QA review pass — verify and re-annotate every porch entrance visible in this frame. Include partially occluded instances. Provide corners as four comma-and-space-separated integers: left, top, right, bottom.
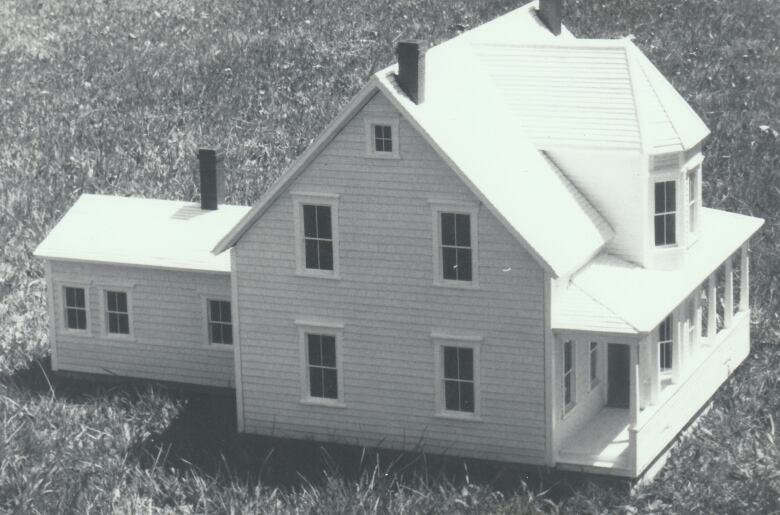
607, 344, 630, 408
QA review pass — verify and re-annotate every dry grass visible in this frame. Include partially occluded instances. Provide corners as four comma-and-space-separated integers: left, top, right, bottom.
1, 0, 779, 512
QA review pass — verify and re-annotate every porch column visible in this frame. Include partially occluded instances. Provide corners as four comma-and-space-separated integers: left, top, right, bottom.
707, 273, 717, 339
725, 256, 734, 327
692, 289, 702, 354
649, 330, 660, 405
630, 342, 639, 428
740, 243, 750, 312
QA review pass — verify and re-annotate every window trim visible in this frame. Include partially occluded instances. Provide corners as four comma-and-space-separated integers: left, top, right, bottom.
589, 341, 600, 390
297, 320, 346, 407
430, 200, 479, 289
562, 339, 576, 415
292, 192, 341, 279
61, 283, 90, 334
653, 178, 678, 248
99, 287, 134, 340
202, 296, 234, 350
364, 117, 400, 159
432, 333, 482, 420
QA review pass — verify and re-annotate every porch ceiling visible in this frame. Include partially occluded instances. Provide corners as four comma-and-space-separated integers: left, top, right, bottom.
568, 208, 763, 333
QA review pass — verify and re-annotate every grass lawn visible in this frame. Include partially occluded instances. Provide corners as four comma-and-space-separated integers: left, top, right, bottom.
1, 0, 779, 512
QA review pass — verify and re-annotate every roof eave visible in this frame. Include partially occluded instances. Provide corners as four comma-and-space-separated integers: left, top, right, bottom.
212, 78, 382, 255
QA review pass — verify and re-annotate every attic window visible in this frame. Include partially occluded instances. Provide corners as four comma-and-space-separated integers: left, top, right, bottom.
365, 118, 399, 158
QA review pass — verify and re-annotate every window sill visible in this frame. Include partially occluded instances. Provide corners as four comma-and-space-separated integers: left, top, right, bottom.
365, 151, 400, 160
433, 279, 479, 291
61, 328, 90, 336
434, 411, 482, 423
103, 333, 137, 343
206, 344, 234, 352
296, 270, 342, 281
300, 398, 346, 409
653, 244, 679, 251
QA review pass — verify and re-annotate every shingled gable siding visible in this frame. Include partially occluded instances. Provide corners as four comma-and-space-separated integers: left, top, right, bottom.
548, 150, 645, 265
49, 260, 234, 388
234, 91, 548, 464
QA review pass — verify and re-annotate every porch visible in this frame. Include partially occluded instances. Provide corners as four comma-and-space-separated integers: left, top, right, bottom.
556, 244, 752, 477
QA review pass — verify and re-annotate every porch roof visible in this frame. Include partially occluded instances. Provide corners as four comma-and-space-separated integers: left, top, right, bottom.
563, 208, 763, 333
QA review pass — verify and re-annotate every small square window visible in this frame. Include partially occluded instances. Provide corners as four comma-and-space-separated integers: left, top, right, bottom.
365, 118, 399, 158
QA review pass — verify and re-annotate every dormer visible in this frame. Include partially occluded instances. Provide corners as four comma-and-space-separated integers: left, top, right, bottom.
646, 144, 704, 269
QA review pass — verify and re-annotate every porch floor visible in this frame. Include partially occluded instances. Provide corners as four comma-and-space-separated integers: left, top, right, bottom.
558, 407, 631, 474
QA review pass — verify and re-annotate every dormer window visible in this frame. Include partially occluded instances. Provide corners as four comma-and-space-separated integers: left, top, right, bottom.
365, 118, 399, 158
654, 180, 677, 246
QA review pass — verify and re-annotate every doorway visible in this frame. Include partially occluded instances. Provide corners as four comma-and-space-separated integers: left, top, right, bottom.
607, 343, 630, 408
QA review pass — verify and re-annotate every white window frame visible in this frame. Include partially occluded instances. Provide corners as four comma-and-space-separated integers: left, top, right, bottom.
658, 315, 674, 376
296, 319, 345, 407
430, 201, 479, 289
562, 339, 576, 415
202, 296, 234, 349
99, 287, 134, 340
292, 192, 341, 279
61, 283, 90, 334
432, 333, 482, 420
589, 341, 600, 390
364, 117, 400, 159
653, 177, 679, 248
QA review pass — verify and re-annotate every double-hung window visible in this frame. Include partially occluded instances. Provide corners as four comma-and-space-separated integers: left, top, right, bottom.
207, 299, 233, 345
563, 340, 575, 412
105, 290, 130, 336
303, 204, 334, 271
305, 333, 339, 401
659, 315, 673, 373
293, 193, 340, 278
442, 346, 476, 413
64, 286, 87, 330
589, 341, 599, 389
441, 212, 472, 282
654, 180, 677, 246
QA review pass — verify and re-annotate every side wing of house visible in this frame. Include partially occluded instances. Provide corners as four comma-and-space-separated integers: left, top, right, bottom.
45, 260, 234, 388
232, 90, 550, 464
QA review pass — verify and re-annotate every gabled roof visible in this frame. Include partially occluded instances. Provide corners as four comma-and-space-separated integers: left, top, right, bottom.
554, 208, 764, 334
35, 194, 250, 273
214, 3, 615, 277
473, 39, 710, 153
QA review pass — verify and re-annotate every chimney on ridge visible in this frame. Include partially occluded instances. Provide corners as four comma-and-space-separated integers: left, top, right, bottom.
395, 40, 428, 105
537, 0, 563, 36
198, 147, 224, 210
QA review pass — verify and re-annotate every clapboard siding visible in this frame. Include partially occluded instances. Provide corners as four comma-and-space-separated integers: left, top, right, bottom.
548, 150, 645, 265
49, 260, 234, 388
234, 91, 548, 464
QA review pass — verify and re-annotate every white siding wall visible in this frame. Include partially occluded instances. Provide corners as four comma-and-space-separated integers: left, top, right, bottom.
548, 150, 645, 265
234, 92, 548, 464
50, 260, 234, 388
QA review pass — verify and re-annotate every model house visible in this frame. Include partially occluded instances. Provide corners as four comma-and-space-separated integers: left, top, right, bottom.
34, 0, 764, 479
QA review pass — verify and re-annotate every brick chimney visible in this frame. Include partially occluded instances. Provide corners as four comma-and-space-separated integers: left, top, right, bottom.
395, 40, 427, 105
537, 0, 563, 36
197, 147, 224, 210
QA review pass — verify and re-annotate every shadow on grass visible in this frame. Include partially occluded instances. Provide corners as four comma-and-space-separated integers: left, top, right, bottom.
5, 358, 631, 500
